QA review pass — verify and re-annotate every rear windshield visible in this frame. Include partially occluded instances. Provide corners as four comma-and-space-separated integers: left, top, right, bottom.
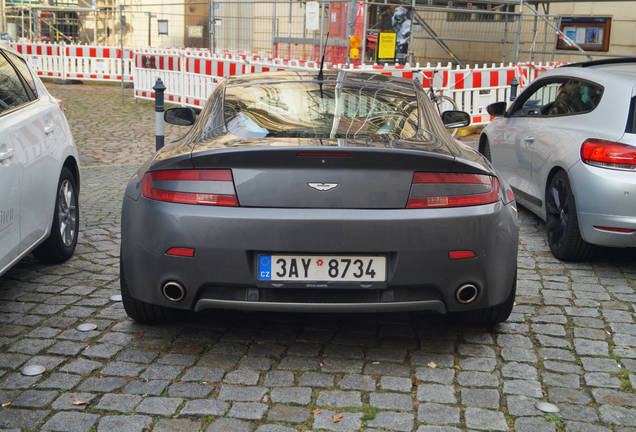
223, 81, 419, 140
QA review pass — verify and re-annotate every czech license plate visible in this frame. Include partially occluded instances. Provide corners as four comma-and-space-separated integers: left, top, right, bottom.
258, 255, 386, 282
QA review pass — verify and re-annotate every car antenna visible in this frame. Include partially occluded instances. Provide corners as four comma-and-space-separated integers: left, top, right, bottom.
317, 31, 330, 82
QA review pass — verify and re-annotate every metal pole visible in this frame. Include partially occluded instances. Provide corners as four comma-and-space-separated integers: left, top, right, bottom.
318, 1, 324, 61
502, 11, 509, 63
212, 0, 216, 52
153, 78, 166, 151
512, 0, 524, 64
541, 3, 549, 63
208, 0, 212, 51
271, 0, 276, 55
94, 9, 97, 44
408, 0, 415, 65
120, 4, 124, 105
147, 12, 151, 47
287, 0, 292, 58
530, 1, 538, 62
1, 0, 6, 34
21, 0, 24, 39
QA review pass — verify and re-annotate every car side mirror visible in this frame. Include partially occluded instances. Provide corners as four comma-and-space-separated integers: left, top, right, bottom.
486, 102, 507, 117
441, 110, 471, 128
165, 107, 196, 126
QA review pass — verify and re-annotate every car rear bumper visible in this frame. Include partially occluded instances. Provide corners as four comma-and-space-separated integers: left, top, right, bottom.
121, 195, 518, 314
570, 162, 636, 247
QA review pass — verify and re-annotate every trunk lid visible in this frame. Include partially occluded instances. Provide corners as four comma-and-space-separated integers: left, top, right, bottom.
189, 136, 492, 209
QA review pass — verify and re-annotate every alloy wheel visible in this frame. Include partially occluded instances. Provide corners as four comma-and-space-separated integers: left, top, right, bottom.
57, 179, 77, 247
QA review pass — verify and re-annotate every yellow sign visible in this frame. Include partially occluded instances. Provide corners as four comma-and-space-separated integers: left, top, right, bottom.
188, 25, 203, 38
377, 32, 396, 61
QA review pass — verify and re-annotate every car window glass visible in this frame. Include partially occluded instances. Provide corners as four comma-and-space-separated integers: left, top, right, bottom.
515, 78, 603, 117
0, 53, 31, 113
4, 51, 37, 98
222, 81, 419, 140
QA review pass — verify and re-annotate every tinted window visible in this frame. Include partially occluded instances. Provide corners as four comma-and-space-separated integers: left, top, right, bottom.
223, 81, 419, 140
627, 96, 636, 134
0, 53, 31, 114
515, 78, 603, 117
4, 51, 36, 98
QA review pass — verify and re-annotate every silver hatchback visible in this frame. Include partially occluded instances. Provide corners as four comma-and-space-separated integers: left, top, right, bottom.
481, 58, 636, 261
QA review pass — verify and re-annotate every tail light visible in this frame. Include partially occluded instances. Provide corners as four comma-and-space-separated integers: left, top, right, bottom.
581, 139, 636, 170
406, 172, 500, 208
141, 169, 238, 206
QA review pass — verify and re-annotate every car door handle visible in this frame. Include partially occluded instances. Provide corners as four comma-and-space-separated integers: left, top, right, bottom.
0, 147, 14, 161
524, 136, 535, 143
44, 125, 55, 135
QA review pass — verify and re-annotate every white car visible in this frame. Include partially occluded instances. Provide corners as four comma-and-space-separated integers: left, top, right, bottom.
0, 47, 80, 276
480, 58, 636, 261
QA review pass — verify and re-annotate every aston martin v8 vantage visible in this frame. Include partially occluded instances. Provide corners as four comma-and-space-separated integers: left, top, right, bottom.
120, 71, 518, 325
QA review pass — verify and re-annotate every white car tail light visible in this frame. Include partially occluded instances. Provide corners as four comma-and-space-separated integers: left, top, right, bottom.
581, 139, 636, 170
141, 169, 239, 206
406, 172, 500, 208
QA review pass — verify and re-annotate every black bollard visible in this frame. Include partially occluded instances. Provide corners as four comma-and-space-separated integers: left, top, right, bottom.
510, 77, 519, 102
153, 78, 166, 151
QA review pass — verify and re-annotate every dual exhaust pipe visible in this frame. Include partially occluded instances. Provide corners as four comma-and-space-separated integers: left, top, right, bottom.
163, 280, 479, 305
162, 281, 185, 302
455, 283, 479, 304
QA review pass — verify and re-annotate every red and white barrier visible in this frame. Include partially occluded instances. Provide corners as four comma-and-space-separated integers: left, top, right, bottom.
10, 41, 561, 125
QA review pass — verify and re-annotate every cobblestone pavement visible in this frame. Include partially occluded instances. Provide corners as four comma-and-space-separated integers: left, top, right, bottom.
0, 83, 635, 431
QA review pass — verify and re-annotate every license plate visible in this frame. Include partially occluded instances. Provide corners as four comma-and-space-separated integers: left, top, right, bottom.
258, 255, 386, 282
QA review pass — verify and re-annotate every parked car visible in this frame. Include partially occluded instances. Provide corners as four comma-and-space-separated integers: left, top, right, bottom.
120, 71, 518, 325
0, 47, 80, 276
480, 58, 636, 261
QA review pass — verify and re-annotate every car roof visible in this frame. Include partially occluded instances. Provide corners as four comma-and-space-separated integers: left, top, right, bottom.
225, 70, 416, 92
546, 60, 636, 88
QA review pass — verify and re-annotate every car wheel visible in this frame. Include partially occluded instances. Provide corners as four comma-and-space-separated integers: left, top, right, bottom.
120, 255, 183, 324
33, 167, 79, 263
479, 136, 492, 162
545, 170, 594, 261
454, 274, 516, 327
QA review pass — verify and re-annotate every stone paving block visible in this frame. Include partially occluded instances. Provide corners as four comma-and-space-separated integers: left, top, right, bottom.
77, 376, 126, 393
263, 370, 294, 387
97, 415, 153, 432
367, 411, 414, 432
167, 382, 214, 398
417, 402, 460, 424
416, 384, 456, 403
95, 393, 142, 412
267, 404, 310, 423
255, 425, 295, 432
181, 366, 225, 382
379, 376, 412, 392
0, 408, 48, 429
229, 402, 268, 420
135, 396, 182, 416
205, 418, 253, 432
270, 387, 312, 405
100, 361, 146, 377
465, 407, 509, 431
225, 369, 260, 385
461, 388, 500, 409
299, 371, 334, 387
180, 399, 228, 416
51, 392, 97, 411
123, 379, 169, 395
153, 418, 203, 432
12, 389, 58, 408
503, 379, 543, 398
338, 374, 376, 391
415, 367, 455, 384
317, 390, 362, 408
369, 392, 412, 410
313, 409, 362, 432
139, 364, 184, 381
42, 411, 99, 432
218, 384, 267, 402
515, 417, 557, 432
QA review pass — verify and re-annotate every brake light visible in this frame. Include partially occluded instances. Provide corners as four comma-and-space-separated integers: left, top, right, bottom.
142, 169, 238, 206
581, 139, 636, 170
406, 172, 500, 208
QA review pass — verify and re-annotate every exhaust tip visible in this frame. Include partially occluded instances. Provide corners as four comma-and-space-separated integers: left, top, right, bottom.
456, 283, 479, 304
162, 281, 185, 302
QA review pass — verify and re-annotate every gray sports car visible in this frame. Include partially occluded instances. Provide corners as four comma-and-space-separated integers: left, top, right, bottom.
120, 71, 519, 325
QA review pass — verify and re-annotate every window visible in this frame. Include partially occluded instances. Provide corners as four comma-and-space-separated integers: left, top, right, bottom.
513, 78, 603, 117
4, 51, 36, 99
0, 52, 32, 114
222, 81, 419, 140
432, 1, 515, 22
